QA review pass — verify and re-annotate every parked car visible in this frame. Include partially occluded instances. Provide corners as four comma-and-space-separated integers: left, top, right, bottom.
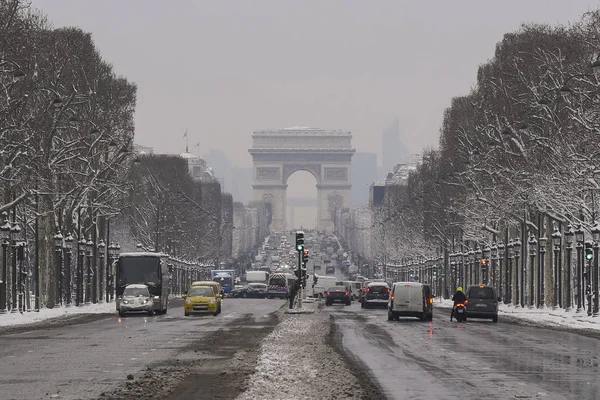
361, 282, 390, 308
325, 286, 351, 306
387, 282, 432, 321
465, 284, 499, 322
231, 283, 268, 298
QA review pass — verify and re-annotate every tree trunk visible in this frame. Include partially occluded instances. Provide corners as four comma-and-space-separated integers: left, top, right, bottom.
39, 194, 55, 309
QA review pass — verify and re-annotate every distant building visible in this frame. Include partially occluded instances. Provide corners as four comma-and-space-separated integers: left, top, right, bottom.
381, 118, 411, 176
203, 149, 232, 193
230, 166, 253, 204
134, 144, 154, 154
351, 152, 378, 206
180, 152, 217, 182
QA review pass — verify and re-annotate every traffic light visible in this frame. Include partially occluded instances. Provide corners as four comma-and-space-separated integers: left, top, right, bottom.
302, 250, 309, 265
586, 285, 592, 296
296, 231, 305, 252
585, 242, 594, 262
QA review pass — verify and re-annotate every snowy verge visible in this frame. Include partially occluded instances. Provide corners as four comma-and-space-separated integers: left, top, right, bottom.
0, 301, 115, 328
435, 296, 600, 333
236, 303, 371, 400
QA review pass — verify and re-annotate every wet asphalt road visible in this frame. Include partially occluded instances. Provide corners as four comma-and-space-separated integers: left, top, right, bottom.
329, 301, 600, 400
0, 297, 284, 400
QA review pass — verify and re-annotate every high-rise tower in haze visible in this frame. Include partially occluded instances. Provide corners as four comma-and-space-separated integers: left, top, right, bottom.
381, 117, 410, 175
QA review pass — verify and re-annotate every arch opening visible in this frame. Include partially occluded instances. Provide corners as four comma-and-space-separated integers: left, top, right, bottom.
285, 170, 318, 230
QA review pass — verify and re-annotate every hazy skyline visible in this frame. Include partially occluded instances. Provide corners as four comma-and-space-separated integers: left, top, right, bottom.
31, 0, 597, 168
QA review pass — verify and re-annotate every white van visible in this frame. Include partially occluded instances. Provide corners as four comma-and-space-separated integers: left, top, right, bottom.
388, 282, 433, 321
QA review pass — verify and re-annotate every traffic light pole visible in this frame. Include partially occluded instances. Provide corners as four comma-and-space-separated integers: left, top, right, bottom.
297, 249, 302, 309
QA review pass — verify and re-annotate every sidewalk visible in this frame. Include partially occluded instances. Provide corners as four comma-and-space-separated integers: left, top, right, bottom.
0, 301, 115, 328
435, 297, 600, 333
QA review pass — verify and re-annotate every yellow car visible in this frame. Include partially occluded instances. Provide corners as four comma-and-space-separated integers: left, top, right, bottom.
188, 281, 223, 314
183, 286, 219, 316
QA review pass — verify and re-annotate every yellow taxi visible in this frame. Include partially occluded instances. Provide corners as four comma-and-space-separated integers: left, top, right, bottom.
183, 286, 219, 316
188, 281, 223, 314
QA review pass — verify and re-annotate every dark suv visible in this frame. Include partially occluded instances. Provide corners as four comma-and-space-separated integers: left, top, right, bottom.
422, 284, 433, 318
361, 282, 389, 308
465, 285, 499, 322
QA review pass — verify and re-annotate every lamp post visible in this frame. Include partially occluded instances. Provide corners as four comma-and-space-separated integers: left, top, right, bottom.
497, 242, 505, 302
468, 250, 475, 286
10, 220, 22, 313
85, 237, 93, 304
54, 231, 63, 306
77, 237, 86, 306
513, 238, 522, 308
64, 233, 73, 306
575, 225, 584, 312
98, 240, 106, 303
507, 239, 514, 305
490, 244, 498, 288
564, 226, 574, 311
107, 242, 116, 302
552, 227, 562, 310
528, 234, 537, 308
592, 223, 600, 316
0, 212, 10, 313
538, 236, 547, 308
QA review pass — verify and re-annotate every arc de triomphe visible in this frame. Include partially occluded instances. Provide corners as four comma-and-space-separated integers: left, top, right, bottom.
249, 127, 355, 233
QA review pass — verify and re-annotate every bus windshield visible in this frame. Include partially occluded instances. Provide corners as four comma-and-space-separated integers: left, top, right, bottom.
118, 257, 160, 286
214, 275, 232, 287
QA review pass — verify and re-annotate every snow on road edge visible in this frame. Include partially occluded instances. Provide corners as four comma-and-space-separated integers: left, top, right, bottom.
237, 304, 372, 400
0, 301, 115, 327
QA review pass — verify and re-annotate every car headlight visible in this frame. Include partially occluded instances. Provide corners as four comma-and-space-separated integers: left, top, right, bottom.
153, 296, 160, 300
122, 300, 129, 304
209, 299, 216, 304
185, 299, 192, 304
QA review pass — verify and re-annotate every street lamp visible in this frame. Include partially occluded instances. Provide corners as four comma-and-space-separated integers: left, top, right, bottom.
575, 224, 584, 312
592, 222, 600, 316
538, 236, 547, 308
54, 231, 63, 306
507, 239, 514, 305
77, 237, 87, 306
528, 233, 537, 308
10, 221, 22, 313
98, 239, 106, 303
564, 225, 574, 311
513, 238, 522, 308
551, 227, 562, 310
0, 212, 10, 313
85, 237, 93, 304
64, 233, 74, 306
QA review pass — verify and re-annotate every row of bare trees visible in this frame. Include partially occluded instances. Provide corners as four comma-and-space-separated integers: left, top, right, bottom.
0, 1, 253, 311
341, 11, 600, 306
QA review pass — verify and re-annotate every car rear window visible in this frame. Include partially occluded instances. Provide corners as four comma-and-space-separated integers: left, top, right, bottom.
369, 285, 388, 293
328, 286, 347, 291
468, 287, 495, 299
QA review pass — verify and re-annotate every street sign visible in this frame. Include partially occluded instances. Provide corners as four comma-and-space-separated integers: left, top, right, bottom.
413, 276, 419, 281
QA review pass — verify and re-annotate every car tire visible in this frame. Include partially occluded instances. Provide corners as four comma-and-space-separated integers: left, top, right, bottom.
388, 311, 393, 321
419, 313, 426, 321
213, 312, 218, 316
242, 292, 247, 298
345, 301, 351, 306
492, 316, 498, 323
147, 311, 154, 316
184, 312, 190, 317
361, 301, 366, 308
325, 301, 332, 306
118, 311, 125, 317
218, 304, 222, 314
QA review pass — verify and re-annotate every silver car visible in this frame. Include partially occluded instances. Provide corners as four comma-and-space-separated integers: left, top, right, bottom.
118, 284, 153, 317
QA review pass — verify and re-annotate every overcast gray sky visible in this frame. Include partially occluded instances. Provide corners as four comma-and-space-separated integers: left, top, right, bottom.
32, 0, 598, 168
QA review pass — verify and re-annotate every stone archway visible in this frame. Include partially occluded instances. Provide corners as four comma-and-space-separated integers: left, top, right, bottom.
249, 127, 355, 233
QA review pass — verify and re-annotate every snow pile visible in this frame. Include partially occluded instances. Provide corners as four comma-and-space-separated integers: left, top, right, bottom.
0, 301, 115, 327
237, 304, 369, 400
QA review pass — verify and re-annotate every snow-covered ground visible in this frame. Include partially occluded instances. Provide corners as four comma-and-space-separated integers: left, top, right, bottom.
435, 296, 600, 332
0, 301, 115, 327
237, 303, 373, 400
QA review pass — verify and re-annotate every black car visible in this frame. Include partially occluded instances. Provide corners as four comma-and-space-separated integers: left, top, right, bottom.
325, 266, 335, 275
231, 283, 268, 298
465, 284, 499, 322
361, 282, 389, 308
325, 286, 351, 306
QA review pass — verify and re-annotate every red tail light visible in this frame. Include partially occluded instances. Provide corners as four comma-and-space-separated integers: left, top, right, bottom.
345, 292, 349, 296
367, 288, 371, 292
493, 301, 498, 307
387, 288, 390, 293
326, 292, 331, 296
